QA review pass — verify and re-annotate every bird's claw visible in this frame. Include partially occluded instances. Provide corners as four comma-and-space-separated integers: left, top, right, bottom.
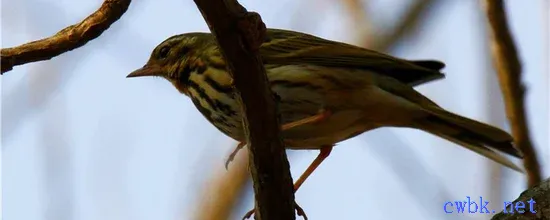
225, 142, 247, 170
242, 201, 307, 220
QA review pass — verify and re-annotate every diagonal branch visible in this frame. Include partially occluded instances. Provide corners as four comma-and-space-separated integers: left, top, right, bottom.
192, 0, 296, 220
483, 0, 542, 187
1, 0, 131, 74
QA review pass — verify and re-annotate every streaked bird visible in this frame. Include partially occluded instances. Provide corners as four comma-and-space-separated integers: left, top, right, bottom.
127, 28, 523, 217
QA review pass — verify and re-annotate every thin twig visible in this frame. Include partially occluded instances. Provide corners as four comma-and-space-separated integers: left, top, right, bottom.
0, 0, 131, 74
192, 0, 296, 220
483, 0, 542, 187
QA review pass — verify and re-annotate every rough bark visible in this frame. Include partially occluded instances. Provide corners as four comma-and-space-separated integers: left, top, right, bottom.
192, 0, 297, 219
1, 0, 131, 74
492, 178, 550, 220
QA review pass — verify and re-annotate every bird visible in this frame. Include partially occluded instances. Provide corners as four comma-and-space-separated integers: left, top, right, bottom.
127, 28, 523, 217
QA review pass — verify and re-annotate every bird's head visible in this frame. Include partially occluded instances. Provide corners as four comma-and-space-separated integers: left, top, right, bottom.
127, 33, 218, 94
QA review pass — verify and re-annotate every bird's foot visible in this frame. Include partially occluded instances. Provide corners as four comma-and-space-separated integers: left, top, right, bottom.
225, 142, 247, 170
242, 201, 308, 220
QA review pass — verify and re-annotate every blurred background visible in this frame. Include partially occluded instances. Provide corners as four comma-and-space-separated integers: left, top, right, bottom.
1, 0, 549, 219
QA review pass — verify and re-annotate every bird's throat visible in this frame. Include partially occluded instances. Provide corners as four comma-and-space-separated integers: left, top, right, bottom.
171, 81, 190, 95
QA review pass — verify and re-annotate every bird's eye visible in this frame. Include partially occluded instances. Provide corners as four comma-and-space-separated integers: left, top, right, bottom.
158, 46, 170, 59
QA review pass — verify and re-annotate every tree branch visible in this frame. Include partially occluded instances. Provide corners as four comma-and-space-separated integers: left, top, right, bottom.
483, 0, 542, 187
491, 178, 550, 220
192, 1, 296, 220
0, 0, 131, 74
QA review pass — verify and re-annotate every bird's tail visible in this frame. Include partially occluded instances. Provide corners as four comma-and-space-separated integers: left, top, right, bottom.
414, 107, 523, 172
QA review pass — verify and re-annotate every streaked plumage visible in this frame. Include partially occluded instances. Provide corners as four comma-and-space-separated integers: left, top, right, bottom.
128, 28, 523, 173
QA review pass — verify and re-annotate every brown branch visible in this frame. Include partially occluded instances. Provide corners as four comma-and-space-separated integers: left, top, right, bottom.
483, 0, 542, 187
491, 177, 550, 220
0, 0, 131, 74
192, 1, 296, 220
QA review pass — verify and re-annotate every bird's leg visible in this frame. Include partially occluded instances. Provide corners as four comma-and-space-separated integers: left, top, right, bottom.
242, 146, 333, 220
225, 110, 332, 169
293, 145, 333, 192
281, 109, 332, 131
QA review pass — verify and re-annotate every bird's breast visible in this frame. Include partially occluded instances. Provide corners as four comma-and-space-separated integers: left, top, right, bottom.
186, 68, 244, 140
185, 64, 377, 146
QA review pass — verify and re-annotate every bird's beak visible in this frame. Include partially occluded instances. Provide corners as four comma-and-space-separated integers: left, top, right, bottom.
127, 64, 163, 78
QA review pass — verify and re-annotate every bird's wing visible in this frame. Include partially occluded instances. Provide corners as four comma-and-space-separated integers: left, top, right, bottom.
260, 29, 445, 87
